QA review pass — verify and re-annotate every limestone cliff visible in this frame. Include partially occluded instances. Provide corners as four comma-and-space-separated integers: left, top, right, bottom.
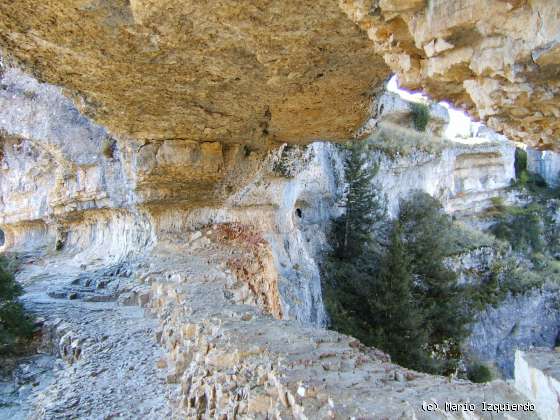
1, 3, 559, 416
515, 348, 560, 420
527, 147, 560, 188
342, 0, 560, 149
2, 1, 559, 152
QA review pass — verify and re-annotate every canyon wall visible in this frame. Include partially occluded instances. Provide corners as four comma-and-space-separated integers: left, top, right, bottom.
1, 2, 560, 416
527, 147, 560, 188
342, 0, 560, 150
0, 61, 521, 327
372, 131, 516, 217
515, 348, 560, 420
467, 287, 560, 378
1, 62, 552, 417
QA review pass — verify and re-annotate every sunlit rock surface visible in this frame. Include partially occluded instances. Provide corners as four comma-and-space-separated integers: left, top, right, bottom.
372, 131, 516, 218
515, 348, 560, 420
374, 91, 450, 136
527, 147, 560, 187
2, 1, 559, 150
342, 0, 560, 150
1, 4, 558, 415
0, 1, 387, 144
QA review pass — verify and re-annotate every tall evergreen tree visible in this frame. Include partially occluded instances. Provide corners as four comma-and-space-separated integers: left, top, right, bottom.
332, 141, 386, 260
323, 152, 471, 375
323, 141, 387, 342
367, 221, 430, 370
398, 192, 471, 371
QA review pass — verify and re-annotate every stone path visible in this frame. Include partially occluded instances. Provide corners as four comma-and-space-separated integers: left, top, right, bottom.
1, 256, 172, 419
1, 229, 544, 419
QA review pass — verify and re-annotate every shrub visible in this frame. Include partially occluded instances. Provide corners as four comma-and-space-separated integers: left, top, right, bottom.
490, 203, 544, 253
0, 256, 34, 355
409, 102, 430, 132
367, 122, 448, 158
467, 363, 493, 383
514, 147, 527, 178
101, 137, 116, 159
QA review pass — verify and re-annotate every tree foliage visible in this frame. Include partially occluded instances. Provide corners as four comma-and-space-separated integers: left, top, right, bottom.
331, 141, 387, 260
0, 256, 34, 354
409, 102, 430, 132
322, 145, 471, 375
491, 203, 544, 253
367, 222, 430, 370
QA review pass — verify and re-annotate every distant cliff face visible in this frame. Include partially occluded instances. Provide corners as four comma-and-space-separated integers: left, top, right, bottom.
527, 148, 560, 188
371, 131, 516, 218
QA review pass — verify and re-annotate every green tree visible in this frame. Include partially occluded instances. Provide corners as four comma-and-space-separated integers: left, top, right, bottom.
514, 147, 527, 179
323, 141, 387, 343
398, 192, 471, 372
332, 141, 386, 260
367, 222, 430, 370
323, 158, 471, 375
491, 203, 544, 253
0, 256, 34, 354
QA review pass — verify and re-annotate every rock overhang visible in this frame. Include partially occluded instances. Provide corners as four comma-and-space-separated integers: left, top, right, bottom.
3, 1, 559, 151
0, 0, 388, 145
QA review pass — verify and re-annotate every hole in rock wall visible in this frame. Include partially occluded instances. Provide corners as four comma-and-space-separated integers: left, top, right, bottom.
295, 208, 303, 219
0, 229, 4, 247
55, 228, 68, 251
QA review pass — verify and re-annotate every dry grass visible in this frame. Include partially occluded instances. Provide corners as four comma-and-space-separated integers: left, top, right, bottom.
367, 122, 451, 158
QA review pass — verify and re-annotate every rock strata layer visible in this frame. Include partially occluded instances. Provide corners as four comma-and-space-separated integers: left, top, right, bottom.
341, 0, 560, 149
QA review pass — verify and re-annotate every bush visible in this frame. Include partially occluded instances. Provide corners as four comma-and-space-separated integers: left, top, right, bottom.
467, 363, 493, 383
514, 147, 527, 178
367, 122, 448, 158
0, 256, 34, 355
490, 203, 544, 253
101, 137, 116, 159
409, 102, 430, 132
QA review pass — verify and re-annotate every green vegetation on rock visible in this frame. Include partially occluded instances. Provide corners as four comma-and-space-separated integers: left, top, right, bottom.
409, 102, 430, 132
467, 362, 493, 383
0, 255, 34, 355
367, 122, 449, 158
322, 144, 472, 375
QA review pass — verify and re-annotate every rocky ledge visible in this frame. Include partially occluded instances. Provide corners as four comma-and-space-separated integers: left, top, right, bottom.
3, 229, 538, 419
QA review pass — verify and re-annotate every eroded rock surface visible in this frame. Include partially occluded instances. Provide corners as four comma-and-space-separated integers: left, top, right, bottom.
466, 287, 560, 378
2, 259, 171, 420
515, 348, 560, 420
527, 147, 560, 187
2, 1, 559, 150
6, 229, 538, 419
342, 0, 560, 149
0, 1, 386, 144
